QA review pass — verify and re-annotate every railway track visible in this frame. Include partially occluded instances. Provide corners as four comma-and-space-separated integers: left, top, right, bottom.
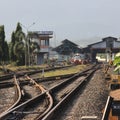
0, 65, 73, 82
0, 75, 21, 116
0, 74, 53, 120
17, 75, 42, 103
42, 65, 99, 120
0, 73, 75, 89
0, 64, 98, 120
0, 74, 43, 114
0, 64, 89, 90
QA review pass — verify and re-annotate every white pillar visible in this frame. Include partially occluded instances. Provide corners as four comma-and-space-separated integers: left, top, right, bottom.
112, 53, 115, 60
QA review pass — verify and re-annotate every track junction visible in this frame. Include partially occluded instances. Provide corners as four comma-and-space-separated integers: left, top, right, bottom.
0, 64, 109, 120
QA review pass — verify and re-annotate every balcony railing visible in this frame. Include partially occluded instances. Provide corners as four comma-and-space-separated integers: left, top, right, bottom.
40, 45, 49, 53
40, 45, 49, 48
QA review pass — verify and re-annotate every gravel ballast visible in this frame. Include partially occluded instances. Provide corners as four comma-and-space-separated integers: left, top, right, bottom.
53, 67, 109, 120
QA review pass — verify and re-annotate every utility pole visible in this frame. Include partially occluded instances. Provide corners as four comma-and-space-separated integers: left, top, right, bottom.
20, 23, 35, 66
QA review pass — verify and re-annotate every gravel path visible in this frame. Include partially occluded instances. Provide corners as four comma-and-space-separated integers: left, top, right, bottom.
53, 67, 109, 120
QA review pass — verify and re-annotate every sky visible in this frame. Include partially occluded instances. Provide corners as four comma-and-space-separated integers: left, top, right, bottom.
1, 0, 120, 47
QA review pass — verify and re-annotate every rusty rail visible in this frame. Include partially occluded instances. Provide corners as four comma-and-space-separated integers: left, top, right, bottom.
42, 66, 97, 120
0, 75, 53, 120
0, 75, 22, 118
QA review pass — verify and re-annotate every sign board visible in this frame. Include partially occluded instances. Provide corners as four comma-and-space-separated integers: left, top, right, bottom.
37, 31, 53, 35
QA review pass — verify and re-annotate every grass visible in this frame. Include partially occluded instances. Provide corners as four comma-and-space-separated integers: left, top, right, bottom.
42, 65, 87, 77
5, 64, 48, 71
0, 64, 88, 77
0, 71, 4, 75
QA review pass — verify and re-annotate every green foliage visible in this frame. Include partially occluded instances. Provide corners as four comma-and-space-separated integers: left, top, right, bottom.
11, 32, 16, 44
113, 56, 120, 66
0, 25, 9, 63
0, 25, 5, 44
13, 41, 25, 65
9, 32, 17, 61
10, 22, 25, 65
30, 41, 40, 53
4, 41, 9, 61
15, 23, 25, 42
14, 41, 24, 56
0, 25, 5, 61
113, 53, 120, 73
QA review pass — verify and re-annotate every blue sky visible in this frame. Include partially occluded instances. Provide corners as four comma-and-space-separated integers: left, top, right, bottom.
1, 0, 120, 47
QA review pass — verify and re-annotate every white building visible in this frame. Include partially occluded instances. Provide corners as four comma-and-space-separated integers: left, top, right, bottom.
29, 31, 53, 65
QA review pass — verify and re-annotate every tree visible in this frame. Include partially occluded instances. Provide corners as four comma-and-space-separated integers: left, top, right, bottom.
0, 25, 9, 63
4, 41, 9, 62
10, 22, 25, 65
30, 41, 40, 53
9, 32, 17, 61
28, 32, 40, 65
0, 25, 5, 62
14, 41, 25, 65
15, 23, 25, 42
28, 41, 40, 65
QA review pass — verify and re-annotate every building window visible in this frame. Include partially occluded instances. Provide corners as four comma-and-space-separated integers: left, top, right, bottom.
41, 40, 49, 46
41, 40, 45, 46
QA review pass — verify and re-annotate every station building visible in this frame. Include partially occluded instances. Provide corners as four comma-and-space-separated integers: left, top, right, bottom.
83, 36, 120, 62
53, 36, 120, 63
53, 39, 82, 61
28, 31, 53, 65
28, 34, 120, 64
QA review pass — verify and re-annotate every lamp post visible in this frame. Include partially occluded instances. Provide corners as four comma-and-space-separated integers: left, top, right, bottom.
20, 23, 35, 66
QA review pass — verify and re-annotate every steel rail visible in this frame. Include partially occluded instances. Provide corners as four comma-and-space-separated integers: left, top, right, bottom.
0, 75, 22, 117
0, 65, 89, 88
0, 65, 73, 81
48, 65, 96, 92
42, 66, 98, 120
26, 75, 54, 119
0, 73, 76, 88
0, 75, 53, 120
0, 65, 97, 120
